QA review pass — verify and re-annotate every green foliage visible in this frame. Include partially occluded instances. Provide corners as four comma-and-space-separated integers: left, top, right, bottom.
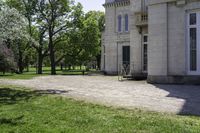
2, 0, 105, 74
65, 10, 105, 67
85, 11, 105, 32
81, 15, 100, 57
1, 1, 38, 73
34, 0, 75, 74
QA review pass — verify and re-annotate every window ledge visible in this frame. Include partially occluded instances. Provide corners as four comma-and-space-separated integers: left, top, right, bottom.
116, 31, 130, 35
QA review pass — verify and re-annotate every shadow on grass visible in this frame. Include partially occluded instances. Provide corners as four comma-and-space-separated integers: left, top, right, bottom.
0, 75, 13, 77
0, 115, 24, 126
0, 87, 71, 126
61, 73, 87, 76
0, 88, 71, 105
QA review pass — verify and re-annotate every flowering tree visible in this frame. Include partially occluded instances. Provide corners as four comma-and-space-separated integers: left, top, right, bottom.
0, 2, 28, 42
0, 2, 29, 73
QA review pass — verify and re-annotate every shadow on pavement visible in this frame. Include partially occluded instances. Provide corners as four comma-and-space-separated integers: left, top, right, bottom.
154, 84, 200, 116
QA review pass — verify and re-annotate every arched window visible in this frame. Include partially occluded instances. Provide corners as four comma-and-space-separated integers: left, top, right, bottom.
118, 15, 122, 32
125, 14, 129, 32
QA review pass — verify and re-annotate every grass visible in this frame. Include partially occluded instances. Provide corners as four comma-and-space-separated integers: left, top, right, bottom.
0, 67, 89, 80
0, 85, 200, 133
0, 72, 48, 80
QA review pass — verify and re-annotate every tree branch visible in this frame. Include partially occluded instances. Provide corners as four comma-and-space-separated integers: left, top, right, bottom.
53, 25, 68, 36
55, 54, 65, 65
37, 1, 49, 24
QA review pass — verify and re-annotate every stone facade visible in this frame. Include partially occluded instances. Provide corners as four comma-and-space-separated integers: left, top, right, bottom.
101, 0, 200, 84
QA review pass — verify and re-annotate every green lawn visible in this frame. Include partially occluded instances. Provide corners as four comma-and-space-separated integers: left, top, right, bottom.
0, 85, 200, 133
0, 67, 89, 80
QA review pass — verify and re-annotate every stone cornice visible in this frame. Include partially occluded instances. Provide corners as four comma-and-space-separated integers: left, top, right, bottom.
148, 0, 176, 6
148, 0, 187, 6
148, 0, 200, 6
103, 0, 130, 8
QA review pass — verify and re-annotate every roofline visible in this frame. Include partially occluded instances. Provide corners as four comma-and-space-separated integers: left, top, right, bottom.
103, 0, 130, 8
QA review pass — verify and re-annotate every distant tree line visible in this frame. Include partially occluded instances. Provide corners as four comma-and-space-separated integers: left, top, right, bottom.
0, 0, 105, 75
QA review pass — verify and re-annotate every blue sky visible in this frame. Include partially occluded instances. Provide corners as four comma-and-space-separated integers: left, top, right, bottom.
75, 0, 105, 12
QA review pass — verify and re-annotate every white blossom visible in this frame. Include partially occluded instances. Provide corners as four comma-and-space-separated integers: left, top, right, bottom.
0, 2, 29, 42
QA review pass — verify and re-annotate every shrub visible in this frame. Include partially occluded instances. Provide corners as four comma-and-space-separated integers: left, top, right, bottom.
0, 43, 16, 74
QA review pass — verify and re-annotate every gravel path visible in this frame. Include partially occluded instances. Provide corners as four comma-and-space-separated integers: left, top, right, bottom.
0, 75, 200, 115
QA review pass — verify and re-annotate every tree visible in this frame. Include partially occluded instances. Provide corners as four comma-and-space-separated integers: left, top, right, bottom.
0, 2, 28, 41
30, 25, 49, 74
65, 9, 104, 69
18, 0, 46, 74
64, 2, 84, 68
0, 1, 29, 73
84, 11, 105, 69
2, 0, 105, 74
80, 15, 100, 64
6, 0, 37, 40
6, 0, 46, 74
36, 0, 74, 75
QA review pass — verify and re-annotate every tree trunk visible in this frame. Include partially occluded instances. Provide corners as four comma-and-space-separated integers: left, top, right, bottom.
37, 50, 43, 74
68, 65, 71, 70
49, 34, 56, 75
50, 54, 56, 75
25, 56, 29, 72
60, 63, 63, 71
26, 65, 29, 72
18, 49, 24, 74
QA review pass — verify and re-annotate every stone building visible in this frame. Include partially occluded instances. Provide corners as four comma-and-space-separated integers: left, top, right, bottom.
101, 0, 200, 84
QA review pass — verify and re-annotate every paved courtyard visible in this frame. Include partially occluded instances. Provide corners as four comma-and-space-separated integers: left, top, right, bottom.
0, 75, 200, 115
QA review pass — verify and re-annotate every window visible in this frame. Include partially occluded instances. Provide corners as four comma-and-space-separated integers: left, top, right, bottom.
142, 0, 148, 12
190, 13, 196, 25
125, 14, 129, 32
143, 35, 148, 72
143, 35, 148, 43
118, 15, 122, 32
143, 44, 148, 71
190, 28, 197, 71
188, 13, 197, 71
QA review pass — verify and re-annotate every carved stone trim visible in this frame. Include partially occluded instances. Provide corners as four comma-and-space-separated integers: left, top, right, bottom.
176, 0, 186, 6
103, 0, 130, 8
